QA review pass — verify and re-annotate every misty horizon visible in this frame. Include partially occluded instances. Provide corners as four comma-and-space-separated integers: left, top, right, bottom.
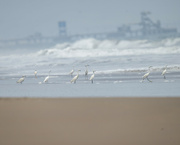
0, 0, 180, 40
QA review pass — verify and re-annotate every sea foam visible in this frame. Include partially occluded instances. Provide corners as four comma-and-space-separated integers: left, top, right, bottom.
36, 38, 180, 58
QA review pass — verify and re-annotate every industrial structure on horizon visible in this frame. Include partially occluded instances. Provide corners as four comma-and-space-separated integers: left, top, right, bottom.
0, 12, 179, 49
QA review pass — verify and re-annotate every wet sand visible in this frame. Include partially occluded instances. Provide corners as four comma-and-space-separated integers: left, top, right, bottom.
0, 97, 180, 145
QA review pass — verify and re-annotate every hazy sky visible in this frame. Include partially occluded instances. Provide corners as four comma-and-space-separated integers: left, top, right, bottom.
0, 0, 180, 39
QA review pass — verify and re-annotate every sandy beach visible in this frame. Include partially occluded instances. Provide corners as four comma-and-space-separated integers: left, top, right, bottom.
0, 97, 180, 145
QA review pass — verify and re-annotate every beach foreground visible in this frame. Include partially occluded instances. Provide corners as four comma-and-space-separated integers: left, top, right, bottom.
0, 98, 180, 145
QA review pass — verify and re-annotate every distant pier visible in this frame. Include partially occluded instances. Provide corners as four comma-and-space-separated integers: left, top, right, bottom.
0, 12, 179, 49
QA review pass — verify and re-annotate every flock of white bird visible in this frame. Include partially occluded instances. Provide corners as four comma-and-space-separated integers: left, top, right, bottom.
16, 65, 96, 84
16, 65, 168, 84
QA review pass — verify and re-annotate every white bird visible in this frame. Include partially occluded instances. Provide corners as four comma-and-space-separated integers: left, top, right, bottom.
89, 71, 95, 83
161, 65, 167, 79
69, 66, 74, 77
34, 70, 37, 78
71, 70, 81, 84
85, 65, 89, 79
142, 66, 152, 82
17, 76, 26, 84
43, 70, 51, 83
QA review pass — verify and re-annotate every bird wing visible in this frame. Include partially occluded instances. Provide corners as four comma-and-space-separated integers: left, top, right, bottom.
142, 72, 149, 79
89, 74, 94, 80
161, 69, 166, 75
71, 75, 78, 83
70, 70, 74, 75
17, 78, 24, 83
44, 76, 49, 82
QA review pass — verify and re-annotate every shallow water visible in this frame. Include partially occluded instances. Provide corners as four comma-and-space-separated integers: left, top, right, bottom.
0, 71, 180, 97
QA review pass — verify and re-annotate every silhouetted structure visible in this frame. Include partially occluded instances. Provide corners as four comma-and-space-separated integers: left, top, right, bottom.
58, 21, 67, 36
0, 12, 179, 48
109, 11, 178, 39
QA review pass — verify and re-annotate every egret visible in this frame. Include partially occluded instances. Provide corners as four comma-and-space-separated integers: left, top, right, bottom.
69, 66, 74, 77
85, 65, 89, 79
71, 70, 81, 84
17, 76, 26, 84
161, 65, 167, 79
34, 70, 37, 78
89, 71, 95, 83
142, 66, 152, 82
43, 70, 51, 83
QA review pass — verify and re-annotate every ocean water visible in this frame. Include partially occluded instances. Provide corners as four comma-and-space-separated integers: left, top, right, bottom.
0, 38, 180, 97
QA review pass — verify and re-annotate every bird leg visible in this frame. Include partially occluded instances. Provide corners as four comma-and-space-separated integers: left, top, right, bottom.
164, 75, 166, 79
147, 77, 152, 82
141, 78, 145, 83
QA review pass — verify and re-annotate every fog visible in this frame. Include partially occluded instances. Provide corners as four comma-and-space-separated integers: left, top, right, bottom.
0, 0, 180, 39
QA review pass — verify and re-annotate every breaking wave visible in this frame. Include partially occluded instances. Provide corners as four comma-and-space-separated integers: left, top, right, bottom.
37, 38, 180, 58
1, 37, 180, 76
